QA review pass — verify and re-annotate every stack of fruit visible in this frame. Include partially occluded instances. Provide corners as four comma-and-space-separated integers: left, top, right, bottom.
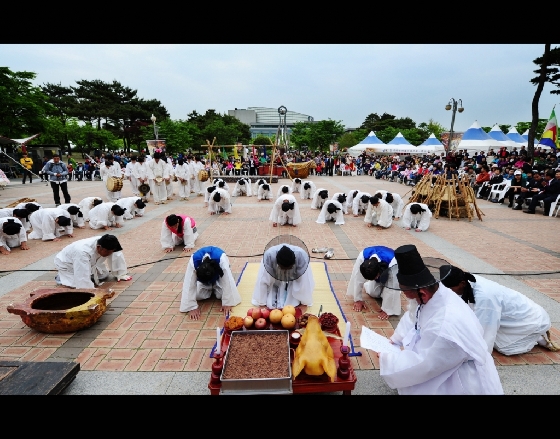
244, 306, 298, 330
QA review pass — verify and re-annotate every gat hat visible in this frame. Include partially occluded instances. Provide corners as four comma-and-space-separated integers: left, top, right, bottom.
514, 170, 522, 175
67, 206, 80, 215
276, 245, 296, 267
319, 190, 328, 199
57, 216, 71, 227
97, 234, 123, 252
2, 219, 22, 235
384, 244, 451, 290
326, 203, 339, 214
213, 192, 221, 202
25, 203, 40, 213
281, 201, 294, 212
111, 205, 126, 216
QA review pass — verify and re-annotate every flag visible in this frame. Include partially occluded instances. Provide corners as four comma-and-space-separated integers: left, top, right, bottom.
221, 147, 228, 160
262, 145, 267, 159
233, 144, 239, 159
538, 108, 557, 151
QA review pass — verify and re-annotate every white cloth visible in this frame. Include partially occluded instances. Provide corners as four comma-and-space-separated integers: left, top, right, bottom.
401, 203, 432, 231
352, 191, 371, 215
191, 161, 204, 195
88, 203, 124, 229
175, 163, 192, 198
77, 197, 103, 222
147, 159, 169, 203
291, 179, 302, 193
346, 250, 399, 316
15, 202, 41, 232
346, 190, 360, 211
58, 203, 86, 228
300, 180, 316, 200
257, 184, 273, 200
124, 162, 139, 195
100, 162, 123, 202
374, 190, 405, 218
1, 208, 29, 232
54, 236, 129, 289
0, 217, 26, 251
133, 161, 150, 181
364, 199, 393, 228
316, 199, 345, 225
166, 163, 175, 198
160, 217, 198, 250
331, 192, 349, 214
179, 250, 241, 312
116, 197, 144, 220
276, 185, 292, 199
311, 188, 329, 210
269, 194, 302, 226
251, 244, 315, 309
28, 208, 73, 241
465, 275, 551, 355
208, 188, 232, 214
232, 178, 253, 197
380, 283, 504, 395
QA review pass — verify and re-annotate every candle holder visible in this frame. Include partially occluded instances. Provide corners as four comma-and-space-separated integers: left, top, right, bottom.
210, 352, 223, 386
337, 345, 350, 380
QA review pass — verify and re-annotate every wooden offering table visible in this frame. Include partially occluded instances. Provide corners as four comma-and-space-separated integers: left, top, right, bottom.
208, 326, 357, 395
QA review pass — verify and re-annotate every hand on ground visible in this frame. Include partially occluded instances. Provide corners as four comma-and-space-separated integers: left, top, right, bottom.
220, 305, 233, 316
189, 308, 201, 320
353, 301, 367, 312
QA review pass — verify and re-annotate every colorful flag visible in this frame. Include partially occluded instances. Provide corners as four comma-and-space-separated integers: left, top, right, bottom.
233, 144, 239, 159
538, 107, 557, 151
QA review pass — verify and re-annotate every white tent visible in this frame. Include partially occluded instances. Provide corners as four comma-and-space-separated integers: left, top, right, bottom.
506, 127, 528, 147
457, 121, 502, 155
347, 131, 386, 157
418, 133, 445, 155
488, 124, 519, 151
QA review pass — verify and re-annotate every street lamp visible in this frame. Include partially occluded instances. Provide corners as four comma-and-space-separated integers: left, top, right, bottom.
150, 114, 158, 141
445, 98, 464, 153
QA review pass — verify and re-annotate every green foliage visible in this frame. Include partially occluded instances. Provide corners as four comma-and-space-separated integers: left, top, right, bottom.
531, 45, 560, 95
515, 120, 547, 140
187, 109, 251, 148
0, 67, 54, 138
358, 113, 442, 146
156, 119, 201, 154
338, 129, 368, 149
360, 112, 416, 133
290, 119, 345, 151
418, 119, 447, 139
481, 126, 492, 133
251, 136, 272, 146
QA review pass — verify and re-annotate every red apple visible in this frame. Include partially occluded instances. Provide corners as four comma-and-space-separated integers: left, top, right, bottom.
244, 316, 254, 328
255, 318, 267, 330
251, 308, 262, 320
260, 308, 271, 320
247, 308, 254, 317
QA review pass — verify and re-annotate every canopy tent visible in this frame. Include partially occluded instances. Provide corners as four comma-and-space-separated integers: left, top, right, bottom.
457, 121, 502, 155
506, 127, 528, 147
488, 124, 519, 150
387, 132, 414, 147
418, 133, 445, 155
521, 129, 551, 150
346, 131, 386, 157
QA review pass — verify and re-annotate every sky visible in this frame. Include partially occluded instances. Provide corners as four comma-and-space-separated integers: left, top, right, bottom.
2, 44, 560, 133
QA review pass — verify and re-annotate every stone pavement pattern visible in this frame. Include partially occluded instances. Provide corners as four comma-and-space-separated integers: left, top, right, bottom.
1, 172, 560, 394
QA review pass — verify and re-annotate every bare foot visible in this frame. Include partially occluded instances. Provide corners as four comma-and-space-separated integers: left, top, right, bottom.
367, 223, 373, 228
273, 223, 277, 227
377, 311, 389, 320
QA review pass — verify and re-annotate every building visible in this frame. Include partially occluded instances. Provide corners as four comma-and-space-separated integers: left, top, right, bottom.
228, 107, 315, 139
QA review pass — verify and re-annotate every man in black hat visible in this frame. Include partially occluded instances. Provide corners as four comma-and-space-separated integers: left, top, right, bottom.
88, 202, 126, 230
208, 187, 232, 215
316, 200, 344, 225
376, 244, 503, 394
28, 207, 74, 242
0, 217, 29, 254
54, 234, 131, 288
252, 243, 315, 310
310, 188, 329, 210
257, 182, 273, 201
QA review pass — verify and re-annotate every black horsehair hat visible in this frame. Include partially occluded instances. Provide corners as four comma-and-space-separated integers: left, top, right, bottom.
3, 219, 22, 235
57, 216, 71, 227
97, 234, 123, 252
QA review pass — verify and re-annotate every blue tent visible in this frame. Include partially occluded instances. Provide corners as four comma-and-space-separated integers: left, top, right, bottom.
506, 127, 527, 146
347, 131, 386, 156
488, 124, 518, 150
457, 121, 501, 154
387, 132, 414, 146
419, 133, 444, 147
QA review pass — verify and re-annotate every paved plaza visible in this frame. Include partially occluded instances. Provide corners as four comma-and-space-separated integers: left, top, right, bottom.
1, 172, 560, 395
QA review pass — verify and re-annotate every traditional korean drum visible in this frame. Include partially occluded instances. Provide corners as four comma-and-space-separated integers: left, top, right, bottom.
198, 170, 209, 182
155, 177, 164, 185
106, 177, 123, 192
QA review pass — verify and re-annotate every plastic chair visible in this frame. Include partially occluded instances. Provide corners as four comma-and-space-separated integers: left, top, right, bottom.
539, 194, 560, 217
488, 180, 511, 202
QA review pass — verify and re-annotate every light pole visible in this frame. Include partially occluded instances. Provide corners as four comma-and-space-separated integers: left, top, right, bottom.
445, 98, 464, 153
150, 114, 159, 141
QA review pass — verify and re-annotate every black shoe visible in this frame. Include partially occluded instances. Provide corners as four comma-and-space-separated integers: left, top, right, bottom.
512, 205, 522, 210
498, 198, 504, 204
507, 203, 513, 208
524, 210, 535, 214
544, 212, 550, 216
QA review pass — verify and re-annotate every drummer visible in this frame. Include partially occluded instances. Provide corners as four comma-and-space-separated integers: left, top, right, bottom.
147, 151, 169, 205
100, 154, 124, 202
192, 156, 205, 197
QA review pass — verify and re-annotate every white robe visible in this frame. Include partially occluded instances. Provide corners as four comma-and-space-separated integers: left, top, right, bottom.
0, 217, 26, 251
15, 202, 41, 232
100, 162, 123, 202
300, 180, 316, 200
124, 162, 139, 196
269, 194, 302, 226
147, 159, 169, 203
116, 197, 145, 220
253, 178, 267, 194
28, 208, 73, 241
291, 179, 302, 193
346, 250, 400, 316
251, 244, 315, 309
374, 190, 405, 218
331, 192, 349, 214
133, 161, 150, 183
465, 275, 551, 355
208, 188, 232, 214
191, 161, 204, 195
175, 163, 192, 198
316, 200, 345, 225
401, 203, 432, 231
364, 199, 393, 228
380, 283, 504, 395
166, 163, 175, 198
58, 203, 86, 228
352, 191, 372, 215
311, 188, 329, 210
1, 208, 29, 232
232, 178, 253, 197
160, 217, 198, 250
179, 249, 241, 312
54, 236, 129, 289
88, 203, 124, 229
77, 197, 103, 222
346, 190, 360, 211
257, 184, 273, 200
276, 185, 292, 199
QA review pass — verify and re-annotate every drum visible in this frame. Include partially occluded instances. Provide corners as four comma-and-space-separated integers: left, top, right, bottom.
198, 170, 209, 182
138, 183, 150, 195
106, 177, 123, 192
155, 177, 164, 185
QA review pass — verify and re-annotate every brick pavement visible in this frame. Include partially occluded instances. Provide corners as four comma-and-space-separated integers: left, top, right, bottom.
1, 172, 560, 382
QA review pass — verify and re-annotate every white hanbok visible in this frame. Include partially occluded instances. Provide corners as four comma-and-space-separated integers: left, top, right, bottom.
116, 197, 145, 220
77, 197, 103, 222
1, 207, 28, 232
133, 161, 150, 190
331, 192, 349, 214
464, 275, 552, 356
276, 185, 292, 199
88, 203, 124, 229
291, 179, 302, 193
147, 159, 169, 203
166, 163, 175, 198
28, 208, 73, 241
208, 188, 232, 214
179, 248, 241, 312
0, 217, 26, 251
191, 160, 205, 195
252, 244, 315, 309
253, 178, 267, 194
346, 190, 360, 210
232, 178, 253, 197
58, 203, 86, 228
316, 200, 345, 225
269, 194, 302, 226
15, 202, 41, 232
401, 203, 432, 232
54, 236, 129, 289
346, 248, 400, 316
160, 216, 198, 250
175, 163, 192, 199
300, 180, 316, 200
257, 184, 273, 200
374, 190, 405, 219
380, 283, 504, 395
124, 161, 139, 196
352, 191, 372, 215
311, 188, 329, 210
364, 199, 393, 228
100, 161, 124, 202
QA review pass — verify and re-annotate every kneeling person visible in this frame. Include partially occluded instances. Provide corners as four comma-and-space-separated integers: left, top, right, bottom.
161, 214, 198, 253
0, 218, 29, 254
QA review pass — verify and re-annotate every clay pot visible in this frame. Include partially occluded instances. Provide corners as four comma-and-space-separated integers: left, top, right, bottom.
6, 288, 115, 334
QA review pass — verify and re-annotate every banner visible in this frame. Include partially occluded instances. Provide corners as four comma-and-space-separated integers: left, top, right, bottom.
145, 140, 166, 155
539, 108, 557, 152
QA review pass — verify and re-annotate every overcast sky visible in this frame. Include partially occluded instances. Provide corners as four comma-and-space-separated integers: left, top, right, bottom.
3, 44, 560, 133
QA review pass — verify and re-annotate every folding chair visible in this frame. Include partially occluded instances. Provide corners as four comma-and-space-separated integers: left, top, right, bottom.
540, 194, 560, 217
488, 180, 511, 203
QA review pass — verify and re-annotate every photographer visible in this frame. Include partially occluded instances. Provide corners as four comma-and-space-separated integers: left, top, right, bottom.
43, 154, 71, 206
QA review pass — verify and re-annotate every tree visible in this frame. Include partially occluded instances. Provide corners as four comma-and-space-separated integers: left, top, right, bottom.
528, 44, 553, 158
187, 109, 251, 149
358, 112, 439, 146
515, 120, 547, 140
251, 136, 272, 146
290, 119, 345, 151
360, 112, 416, 133
0, 68, 54, 138
338, 129, 368, 149
418, 119, 446, 140
154, 119, 200, 154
